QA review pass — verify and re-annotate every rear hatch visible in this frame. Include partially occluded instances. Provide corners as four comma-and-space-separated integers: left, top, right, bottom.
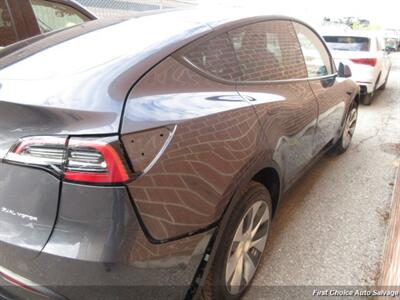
329, 50, 378, 83
323, 35, 377, 81
329, 49, 376, 63
0, 53, 125, 258
0, 100, 122, 258
0, 100, 63, 255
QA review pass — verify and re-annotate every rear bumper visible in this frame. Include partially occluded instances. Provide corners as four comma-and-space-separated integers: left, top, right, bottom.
333, 58, 377, 94
0, 182, 213, 300
354, 74, 375, 94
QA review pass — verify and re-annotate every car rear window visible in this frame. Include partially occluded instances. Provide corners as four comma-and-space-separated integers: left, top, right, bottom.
183, 33, 241, 81
323, 36, 370, 51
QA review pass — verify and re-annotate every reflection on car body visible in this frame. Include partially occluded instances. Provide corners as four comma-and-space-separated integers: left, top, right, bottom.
0, 11, 359, 300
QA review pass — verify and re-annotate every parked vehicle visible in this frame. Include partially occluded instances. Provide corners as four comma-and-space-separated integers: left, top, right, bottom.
0, 0, 96, 50
323, 31, 391, 105
384, 28, 400, 51
0, 11, 359, 300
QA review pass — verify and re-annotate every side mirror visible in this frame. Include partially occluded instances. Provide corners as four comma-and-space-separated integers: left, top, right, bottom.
338, 62, 352, 78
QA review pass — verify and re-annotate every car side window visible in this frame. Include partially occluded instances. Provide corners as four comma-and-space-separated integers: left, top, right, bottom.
293, 22, 333, 78
182, 33, 241, 81
228, 20, 307, 81
31, 0, 89, 33
0, 0, 17, 47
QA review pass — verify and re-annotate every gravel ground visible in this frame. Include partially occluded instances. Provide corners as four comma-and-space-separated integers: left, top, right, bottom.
245, 53, 400, 299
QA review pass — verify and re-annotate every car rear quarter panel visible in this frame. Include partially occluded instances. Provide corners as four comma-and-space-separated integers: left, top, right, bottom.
121, 57, 271, 241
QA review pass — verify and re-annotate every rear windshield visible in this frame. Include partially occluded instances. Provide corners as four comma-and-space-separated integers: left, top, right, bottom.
323, 36, 370, 51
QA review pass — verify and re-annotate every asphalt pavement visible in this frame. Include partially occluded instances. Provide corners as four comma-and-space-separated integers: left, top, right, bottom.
245, 53, 400, 299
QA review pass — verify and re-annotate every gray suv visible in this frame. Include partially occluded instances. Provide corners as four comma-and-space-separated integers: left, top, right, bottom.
0, 11, 358, 300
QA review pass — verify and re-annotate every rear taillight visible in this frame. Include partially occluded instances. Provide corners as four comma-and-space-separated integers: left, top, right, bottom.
6, 136, 67, 172
65, 138, 129, 183
5, 136, 129, 184
350, 58, 377, 67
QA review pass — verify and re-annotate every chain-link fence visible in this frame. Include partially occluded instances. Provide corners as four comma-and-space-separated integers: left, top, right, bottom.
75, 0, 198, 18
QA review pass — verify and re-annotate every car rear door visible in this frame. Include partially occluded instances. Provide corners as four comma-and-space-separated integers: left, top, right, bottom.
231, 19, 319, 186
293, 22, 350, 155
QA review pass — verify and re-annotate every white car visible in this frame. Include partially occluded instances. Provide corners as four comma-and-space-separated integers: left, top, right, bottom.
322, 31, 392, 105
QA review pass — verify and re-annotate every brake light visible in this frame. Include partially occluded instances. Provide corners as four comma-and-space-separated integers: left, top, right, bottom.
5, 136, 129, 184
350, 58, 377, 67
65, 138, 129, 183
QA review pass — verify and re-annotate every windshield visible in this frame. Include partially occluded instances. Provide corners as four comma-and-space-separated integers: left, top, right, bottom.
323, 36, 370, 51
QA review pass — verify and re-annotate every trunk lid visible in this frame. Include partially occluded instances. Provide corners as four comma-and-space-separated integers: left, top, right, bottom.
0, 78, 122, 257
330, 50, 376, 60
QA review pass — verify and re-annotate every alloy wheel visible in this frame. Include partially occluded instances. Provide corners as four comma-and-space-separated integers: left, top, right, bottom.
225, 200, 270, 294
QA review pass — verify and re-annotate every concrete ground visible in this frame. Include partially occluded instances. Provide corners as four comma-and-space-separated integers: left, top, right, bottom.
245, 53, 400, 299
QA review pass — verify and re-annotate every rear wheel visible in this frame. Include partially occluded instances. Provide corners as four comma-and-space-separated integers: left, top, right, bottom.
332, 101, 358, 154
362, 92, 373, 105
201, 181, 272, 300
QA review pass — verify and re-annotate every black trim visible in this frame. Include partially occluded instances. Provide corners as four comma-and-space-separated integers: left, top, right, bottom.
184, 229, 218, 300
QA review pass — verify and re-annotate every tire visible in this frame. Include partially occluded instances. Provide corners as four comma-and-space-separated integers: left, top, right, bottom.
362, 93, 373, 105
331, 101, 358, 154
200, 181, 273, 300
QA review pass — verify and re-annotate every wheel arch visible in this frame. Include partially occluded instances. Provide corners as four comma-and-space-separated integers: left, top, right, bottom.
251, 167, 281, 216
187, 162, 283, 299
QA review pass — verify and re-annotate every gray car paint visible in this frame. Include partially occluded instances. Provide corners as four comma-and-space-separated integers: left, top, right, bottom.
0, 12, 217, 299
0, 10, 358, 300
0, 183, 212, 299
